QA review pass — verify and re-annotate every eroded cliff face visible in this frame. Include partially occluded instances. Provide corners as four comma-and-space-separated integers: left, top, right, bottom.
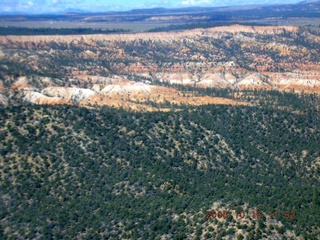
0, 25, 319, 110
0, 74, 247, 110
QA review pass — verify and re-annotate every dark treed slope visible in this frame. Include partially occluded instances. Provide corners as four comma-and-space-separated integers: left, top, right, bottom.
0, 27, 130, 36
1, 104, 319, 239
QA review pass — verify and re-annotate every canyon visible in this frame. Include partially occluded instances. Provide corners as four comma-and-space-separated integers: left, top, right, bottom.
0, 24, 319, 110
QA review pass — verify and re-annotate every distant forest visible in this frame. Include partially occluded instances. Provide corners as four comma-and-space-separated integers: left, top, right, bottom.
147, 22, 270, 32
0, 27, 130, 35
0, 23, 271, 35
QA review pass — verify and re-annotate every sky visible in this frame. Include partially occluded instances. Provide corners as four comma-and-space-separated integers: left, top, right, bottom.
0, 0, 302, 14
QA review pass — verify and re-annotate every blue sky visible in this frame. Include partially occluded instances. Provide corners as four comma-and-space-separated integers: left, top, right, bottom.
0, 0, 301, 14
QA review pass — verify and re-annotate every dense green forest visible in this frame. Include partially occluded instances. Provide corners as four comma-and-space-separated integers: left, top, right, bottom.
0, 104, 319, 239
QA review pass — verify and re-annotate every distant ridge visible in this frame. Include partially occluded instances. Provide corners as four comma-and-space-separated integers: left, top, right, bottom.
298, 0, 320, 3
0, 0, 319, 18
63, 8, 90, 14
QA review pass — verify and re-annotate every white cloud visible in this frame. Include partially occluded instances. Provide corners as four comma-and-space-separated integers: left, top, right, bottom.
0, 6, 13, 12
179, 0, 211, 6
177, 0, 300, 7
132, 0, 173, 9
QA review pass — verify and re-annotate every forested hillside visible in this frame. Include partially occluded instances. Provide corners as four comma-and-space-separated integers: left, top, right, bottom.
1, 104, 319, 239
1, 2, 320, 239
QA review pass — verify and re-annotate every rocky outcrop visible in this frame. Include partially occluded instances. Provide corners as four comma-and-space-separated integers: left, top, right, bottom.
41, 87, 97, 103
18, 78, 248, 110
100, 82, 151, 96
0, 93, 8, 106
23, 92, 68, 105
234, 73, 272, 89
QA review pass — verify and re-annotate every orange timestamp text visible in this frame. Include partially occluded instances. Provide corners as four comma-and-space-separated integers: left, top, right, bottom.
206, 209, 295, 220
